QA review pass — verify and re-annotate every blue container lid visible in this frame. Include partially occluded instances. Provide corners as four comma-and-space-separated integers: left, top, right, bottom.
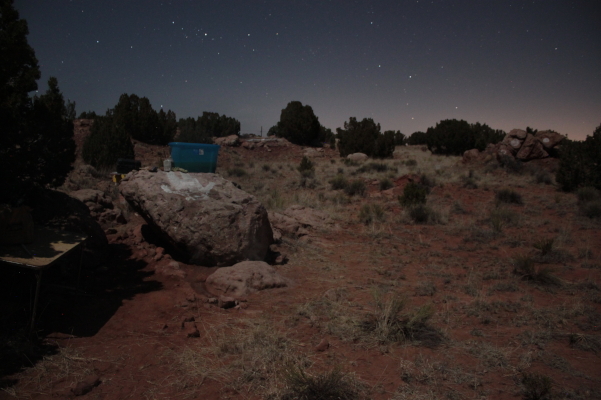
168, 142, 220, 149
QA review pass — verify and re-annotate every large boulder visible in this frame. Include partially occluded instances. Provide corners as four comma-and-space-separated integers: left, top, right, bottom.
205, 261, 287, 298
120, 170, 273, 266
516, 134, 548, 161
507, 128, 527, 140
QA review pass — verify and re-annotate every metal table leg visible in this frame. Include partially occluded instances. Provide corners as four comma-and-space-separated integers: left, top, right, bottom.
30, 270, 43, 336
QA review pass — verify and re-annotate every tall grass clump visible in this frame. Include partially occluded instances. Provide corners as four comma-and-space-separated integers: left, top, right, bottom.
281, 365, 363, 400
358, 204, 385, 224
512, 256, 562, 286
330, 174, 349, 190
298, 156, 315, 178
344, 180, 366, 196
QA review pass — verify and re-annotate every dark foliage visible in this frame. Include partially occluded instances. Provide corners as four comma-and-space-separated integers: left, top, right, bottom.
78, 110, 97, 119
406, 131, 427, 145
344, 180, 366, 196
424, 119, 504, 155
398, 182, 429, 206
274, 101, 321, 146
1, 3, 75, 202
82, 115, 134, 170
111, 94, 176, 145
178, 111, 240, 144
521, 372, 553, 400
495, 189, 523, 205
337, 117, 394, 158
556, 124, 601, 191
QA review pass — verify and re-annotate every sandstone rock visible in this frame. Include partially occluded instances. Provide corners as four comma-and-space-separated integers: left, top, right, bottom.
315, 338, 329, 352
462, 149, 480, 163
155, 260, 186, 278
205, 261, 287, 298
70, 189, 113, 209
516, 134, 548, 161
535, 130, 565, 149
241, 141, 255, 150
347, 153, 368, 162
269, 205, 333, 238
214, 135, 240, 147
303, 148, 324, 157
218, 296, 237, 309
120, 171, 273, 266
508, 129, 527, 139
72, 375, 100, 396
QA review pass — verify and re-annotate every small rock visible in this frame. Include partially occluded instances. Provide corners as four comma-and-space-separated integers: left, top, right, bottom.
72, 375, 100, 396
218, 296, 237, 309
154, 247, 165, 261
183, 321, 200, 338
315, 338, 329, 352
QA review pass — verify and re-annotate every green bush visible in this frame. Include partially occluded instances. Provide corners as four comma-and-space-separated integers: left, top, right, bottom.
344, 180, 366, 196
408, 204, 441, 224
556, 124, 601, 191
330, 174, 349, 190
398, 182, 429, 206
82, 115, 134, 170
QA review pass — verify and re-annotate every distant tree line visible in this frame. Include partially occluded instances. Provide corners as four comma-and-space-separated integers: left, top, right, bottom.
404, 119, 505, 155
556, 124, 601, 191
178, 112, 240, 144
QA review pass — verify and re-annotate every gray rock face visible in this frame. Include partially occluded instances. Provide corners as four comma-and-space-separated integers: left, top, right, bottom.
120, 170, 273, 266
205, 261, 287, 298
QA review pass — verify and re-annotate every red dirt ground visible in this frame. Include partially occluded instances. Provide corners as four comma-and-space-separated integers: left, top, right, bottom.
1, 137, 600, 400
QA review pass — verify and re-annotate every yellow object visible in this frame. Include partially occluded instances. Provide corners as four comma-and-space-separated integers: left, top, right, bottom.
112, 174, 126, 183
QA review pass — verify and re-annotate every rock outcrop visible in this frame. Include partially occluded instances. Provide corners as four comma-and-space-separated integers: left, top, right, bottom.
119, 170, 273, 266
463, 128, 565, 163
269, 205, 335, 239
214, 135, 240, 147
205, 261, 287, 298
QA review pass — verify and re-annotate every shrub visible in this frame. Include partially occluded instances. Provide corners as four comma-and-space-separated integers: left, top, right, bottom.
330, 174, 349, 190
556, 124, 601, 191
358, 204, 385, 224
344, 180, 366, 196
495, 189, 523, 205
398, 182, 428, 206
424, 119, 505, 156
580, 201, 601, 219
298, 156, 315, 178
379, 178, 393, 191
281, 366, 361, 400
577, 187, 601, 203
82, 115, 134, 169
521, 372, 553, 400
513, 256, 562, 286
533, 238, 555, 256
409, 204, 433, 224
498, 155, 523, 174
357, 162, 388, 173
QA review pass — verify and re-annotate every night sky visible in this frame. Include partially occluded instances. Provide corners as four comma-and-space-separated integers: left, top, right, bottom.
14, 0, 601, 140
